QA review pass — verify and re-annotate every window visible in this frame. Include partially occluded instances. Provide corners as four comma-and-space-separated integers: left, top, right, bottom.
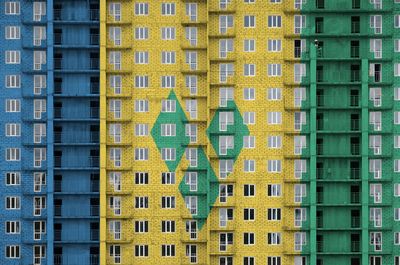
294, 184, 307, 203
219, 15, 234, 34
294, 87, 307, 107
370, 232, 382, 251
294, 112, 307, 131
162, 99, 176, 112
109, 3, 121, 21
185, 196, 198, 215
185, 124, 197, 143
6, 221, 20, 234
395, 64, 400, 77
370, 159, 382, 179
268, 64, 282, 76
186, 148, 198, 167
109, 245, 121, 263
396, 15, 400, 28
294, 63, 306, 83
244, 64, 256, 76
134, 172, 149, 185
33, 196, 46, 216
244, 257, 255, 265
161, 124, 176, 137
5, 172, 20, 185
244, 88, 255, 100
162, 172, 176, 184
268, 136, 282, 149
244, 184, 255, 197
161, 51, 176, 64
395, 40, 400, 52
6, 196, 20, 209
110, 75, 122, 94
161, 196, 175, 209
135, 3, 149, 15
219, 232, 234, 251
134, 148, 149, 161
161, 76, 175, 88
294, 159, 307, 179
295, 208, 307, 227
185, 3, 197, 22
33, 26, 46, 46
370, 39, 382, 58
268, 39, 281, 52
243, 232, 255, 245
243, 112, 255, 125
162, 220, 176, 233
244, 15, 255, 28
5, 26, 20, 39
267, 232, 281, 245
5, 51, 20, 64
33, 172, 46, 192
186, 99, 197, 119
5, 245, 20, 258
161, 148, 176, 161
267, 184, 281, 197
135, 124, 149, 136
134, 99, 149, 112
135, 245, 149, 257
268, 112, 282, 124
33, 123, 46, 143
395, 184, 400, 197
161, 27, 176, 40
219, 88, 234, 107
294, 15, 306, 34
6, 148, 20, 161
161, 245, 175, 257
5, 2, 20, 15
267, 208, 281, 221
243, 136, 255, 149
219, 208, 234, 227
219, 63, 234, 83
185, 75, 198, 95
109, 27, 122, 45
294, 232, 307, 251
134, 27, 149, 40
134, 51, 149, 64
395, 232, 400, 245
244, 39, 255, 52
185, 27, 197, 46
294, 136, 307, 155
370, 15, 382, 34
135, 196, 149, 209
268, 257, 281, 265
185, 172, 198, 191
33, 75, 46, 94
6, 123, 20, 137
395, 160, 400, 172
244, 208, 255, 221
219, 160, 233, 178
220, 39, 234, 58
267, 88, 282, 100
268, 16, 281, 27
134, 220, 148, 233
109, 51, 121, 70
267, 160, 281, 173
5, 75, 21, 88
395, 208, 400, 221
161, 3, 175, 15
395, 136, 400, 148
244, 160, 255, 172
34, 148, 46, 168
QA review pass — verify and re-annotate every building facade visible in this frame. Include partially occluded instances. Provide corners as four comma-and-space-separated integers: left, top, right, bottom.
2, 0, 400, 265
0, 0, 100, 265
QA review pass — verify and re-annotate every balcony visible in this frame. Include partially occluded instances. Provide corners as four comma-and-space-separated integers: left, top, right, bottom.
54, 156, 99, 169
350, 95, 359, 106
53, 9, 99, 23
351, 144, 360, 155
317, 241, 323, 252
351, 241, 360, 252
91, 229, 99, 241
90, 34, 99, 46
90, 9, 99, 21
316, 217, 323, 228
317, 95, 324, 107
350, 168, 360, 180
90, 82, 100, 94
317, 193, 323, 204
54, 33, 62, 45
350, 192, 360, 204
351, 46, 360, 58
351, 22, 360, 33
54, 132, 100, 144
54, 107, 99, 120
54, 254, 99, 265
317, 144, 323, 155
54, 58, 99, 71
350, 71, 360, 82
351, 119, 360, 131
54, 205, 99, 217
351, 217, 360, 228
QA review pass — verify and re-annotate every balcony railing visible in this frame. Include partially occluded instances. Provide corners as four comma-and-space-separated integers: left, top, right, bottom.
351, 241, 360, 252
351, 119, 360, 131
90, 9, 99, 21
90, 229, 99, 241
351, 47, 360, 58
317, 144, 323, 155
91, 180, 100, 192
317, 193, 323, 204
317, 241, 323, 252
91, 108, 99, 119
350, 168, 360, 179
54, 33, 62, 45
351, 217, 360, 228
352, 0, 360, 9
54, 254, 99, 265
54, 180, 62, 192
90, 83, 99, 94
54, 230, 62, 241
91, 205, 99, 216
350, 95, 359, 106
351, 192, 360, 204
54, 9, 62, 21
90, 58, 99, 70
351, 71, 360, 82
317, 95, 324, 106
90, 34, 99, 45
316, 168, 323, 179
54, 156, 99, 168
351, 144, 360, 155
316, 216, 323, 228
54, 205, 99, 217
317, 120, 324, 130
54, 58, 99, 70
351, 22, 360, 33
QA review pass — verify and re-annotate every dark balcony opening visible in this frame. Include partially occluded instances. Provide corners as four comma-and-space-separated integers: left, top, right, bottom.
54, 53, 63, 70
90, 53, 100, 70
54, 77, 62, 94
373, 64, 381, 82
91, 173, 100, 192
316, 210, 323, 228
90, 125, 100, 143
350, 114, 360, 131
317, 41, 324, 58
317, 89, 324, 107
54, 126, 62, 143
317, 259, 323, 265
90, 101, 99, 118
316, 162, 323, 179
54, 223, 62, 241
317, 65, 323, 82
54, 175, 62, 192
90, 247, 100, 265
90, 222, 100, 241
294, 39, 302, 58
90, 198, 100, 216
54, 4, 62, 21
350, 65, 360, 82
317, 138, 323, 155
351, 210, 360, 228
350, 161, 360, 179
54, 247, 63, 265
54, 199, 62, 217
90, 76, 100, 94
351, 258, 360, 265
316, 0, 324, 9
351, 40, 360, 58
350, 185, 360, 204
351, 234, 360, 252
315, 17, 324, 34
350, 89, 359, 106
351, 137, 360, 155
90, 3, 100, 21
316, 113, 324, 131
317, 234, 323, 252
54, 28, 62, 45
90, 149, 100, 168
351, 17, 360, 34
54, 150, 62, 168
54, 102, 62, 119
352, 0, 360, 9
317, 186, 323, 204
90, 28, 100, 45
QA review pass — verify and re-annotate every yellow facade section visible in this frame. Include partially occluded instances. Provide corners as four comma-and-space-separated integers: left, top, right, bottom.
100, 0, 307, 264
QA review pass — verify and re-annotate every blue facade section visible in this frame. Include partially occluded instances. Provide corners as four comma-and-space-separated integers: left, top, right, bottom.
0, 0, 99, 264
